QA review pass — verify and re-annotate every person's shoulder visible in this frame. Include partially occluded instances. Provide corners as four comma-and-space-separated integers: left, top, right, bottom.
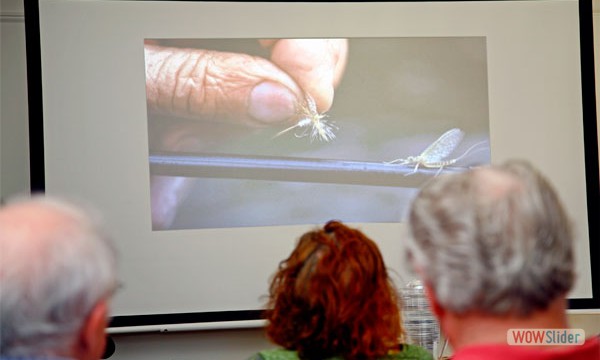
381, 344, 434, 360
452, 335, 600, 360
248, 348, 434, 360
247, 349, 354, 360
578, 335, 600, 358
247, 348, 299, 360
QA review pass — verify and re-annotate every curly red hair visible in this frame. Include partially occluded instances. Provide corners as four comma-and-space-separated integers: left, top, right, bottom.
264, 220, 403, 360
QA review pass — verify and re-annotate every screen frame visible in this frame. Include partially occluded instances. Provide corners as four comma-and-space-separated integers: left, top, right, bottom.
23, 0, 599, 330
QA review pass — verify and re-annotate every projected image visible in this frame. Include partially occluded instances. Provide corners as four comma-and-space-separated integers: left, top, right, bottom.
144, 37, 491, 230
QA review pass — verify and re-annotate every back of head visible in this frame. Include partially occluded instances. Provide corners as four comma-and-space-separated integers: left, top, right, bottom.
265, 220, 402, 360
406, 159, 574, 316
0, 195, 117, 356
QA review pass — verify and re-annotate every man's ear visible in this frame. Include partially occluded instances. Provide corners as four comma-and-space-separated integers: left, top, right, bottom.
76, 300, 109, 360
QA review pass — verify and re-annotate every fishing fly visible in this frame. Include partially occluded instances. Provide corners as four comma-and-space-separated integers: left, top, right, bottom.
385, 128, 486, 176
273, 94, 337, 142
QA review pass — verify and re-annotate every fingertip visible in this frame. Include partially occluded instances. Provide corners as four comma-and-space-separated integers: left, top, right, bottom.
305, 86, 334, 113
268, 39, 342, 113
248, 81, 298, 125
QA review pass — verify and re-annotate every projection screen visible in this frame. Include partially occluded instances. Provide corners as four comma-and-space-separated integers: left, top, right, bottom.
25, 0, 599, 331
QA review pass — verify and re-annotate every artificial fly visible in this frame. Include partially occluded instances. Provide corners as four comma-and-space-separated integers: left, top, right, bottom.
273, 94, 337, 142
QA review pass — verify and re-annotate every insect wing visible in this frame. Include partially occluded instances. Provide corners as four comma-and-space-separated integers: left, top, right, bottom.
419, 128, 464, 162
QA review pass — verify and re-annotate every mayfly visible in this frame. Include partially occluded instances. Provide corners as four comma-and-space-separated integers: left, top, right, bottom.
273, 94, 337, 142
385, 128, 486, 176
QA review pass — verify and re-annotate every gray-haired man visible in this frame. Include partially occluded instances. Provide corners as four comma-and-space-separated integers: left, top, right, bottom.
0, 196, 118, 360
406, 159, 599, 359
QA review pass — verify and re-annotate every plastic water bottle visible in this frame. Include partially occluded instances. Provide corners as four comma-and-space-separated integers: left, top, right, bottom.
401, 279, 440, 354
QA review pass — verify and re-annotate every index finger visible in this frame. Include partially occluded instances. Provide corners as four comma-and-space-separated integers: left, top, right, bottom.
267, 39, 349, 113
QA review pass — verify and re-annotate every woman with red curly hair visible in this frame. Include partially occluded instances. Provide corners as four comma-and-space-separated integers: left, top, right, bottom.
249, 220, 432, 360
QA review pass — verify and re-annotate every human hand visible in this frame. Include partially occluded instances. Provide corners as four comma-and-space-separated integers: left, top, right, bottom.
146, 38, 348, 230
144, 38, 348, 128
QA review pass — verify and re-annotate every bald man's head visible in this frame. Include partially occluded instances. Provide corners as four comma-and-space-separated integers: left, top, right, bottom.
0, 196, 117, 358
0, 198, 92, 265
406, 159, 574, 316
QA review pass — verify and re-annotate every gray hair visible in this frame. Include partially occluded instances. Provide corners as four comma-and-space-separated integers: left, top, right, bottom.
0, 195, 118, 356
406, 159, 574, 316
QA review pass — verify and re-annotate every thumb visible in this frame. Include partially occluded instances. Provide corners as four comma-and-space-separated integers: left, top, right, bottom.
144, 43, 303, 127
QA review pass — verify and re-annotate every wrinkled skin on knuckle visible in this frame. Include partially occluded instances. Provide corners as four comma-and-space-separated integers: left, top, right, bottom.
146, 45, 300, 126
196, 53, 265, 121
